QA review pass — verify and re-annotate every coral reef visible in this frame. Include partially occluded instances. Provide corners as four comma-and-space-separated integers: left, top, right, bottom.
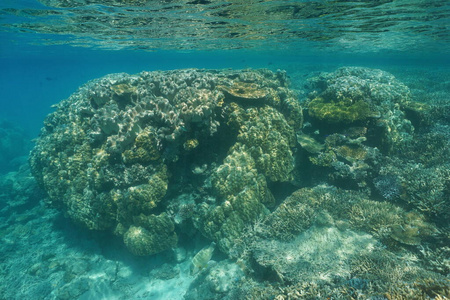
297, 67, 424, 191
310, 132, 382, 190
222, 185, 446, 299
123, 213, 177, 256
235, 185, 436, 250
376, 131, 450, 222
373, 174, 402, 200
308, 95, 377, 123
30, 68, 302, 256
305, 67, 414, 154
185, 259, 245, 300
8, 66, 449, 299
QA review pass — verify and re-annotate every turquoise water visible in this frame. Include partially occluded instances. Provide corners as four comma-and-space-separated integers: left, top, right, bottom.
0, 1, 449, 299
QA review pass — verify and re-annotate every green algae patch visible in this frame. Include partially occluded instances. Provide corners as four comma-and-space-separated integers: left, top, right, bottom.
308, 96, 377, 124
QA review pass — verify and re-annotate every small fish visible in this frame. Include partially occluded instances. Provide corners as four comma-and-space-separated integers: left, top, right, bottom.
190, 242, 216, 275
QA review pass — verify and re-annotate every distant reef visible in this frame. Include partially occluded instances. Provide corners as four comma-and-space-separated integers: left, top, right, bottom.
0, 119, 31, 174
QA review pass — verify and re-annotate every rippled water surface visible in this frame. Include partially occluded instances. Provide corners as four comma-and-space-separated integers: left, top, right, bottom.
1, 0, 449, 53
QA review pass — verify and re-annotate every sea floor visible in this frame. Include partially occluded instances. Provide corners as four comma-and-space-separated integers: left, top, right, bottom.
0, 165, 202, 299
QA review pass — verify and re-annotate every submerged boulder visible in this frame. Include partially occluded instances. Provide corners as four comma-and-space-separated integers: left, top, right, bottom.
30, 68, 302, 256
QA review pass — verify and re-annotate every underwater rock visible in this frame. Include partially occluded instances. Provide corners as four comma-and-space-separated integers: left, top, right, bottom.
185, 259, 245, 300
0, 119, 31, 174
30, 68, 302, 256
0, 164, 43, 209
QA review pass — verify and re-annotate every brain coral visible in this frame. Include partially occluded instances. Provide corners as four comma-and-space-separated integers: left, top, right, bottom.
30, 69, 302, 256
